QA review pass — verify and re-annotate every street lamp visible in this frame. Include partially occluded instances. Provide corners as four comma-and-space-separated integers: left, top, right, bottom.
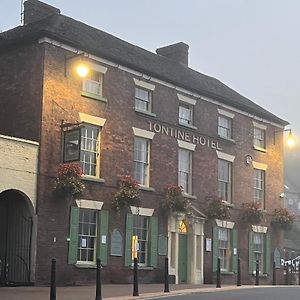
65, 53, 90, 78
274, 128, 295, 149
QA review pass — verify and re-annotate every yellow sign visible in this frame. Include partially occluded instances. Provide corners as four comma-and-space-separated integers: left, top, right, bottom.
132, 235, 138, 260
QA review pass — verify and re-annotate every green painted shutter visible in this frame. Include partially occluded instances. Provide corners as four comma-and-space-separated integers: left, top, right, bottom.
149, 216, 158, 268
124, 213, 134, 266
248, 231, 254, 274
212, 227, 219, 272
97, 210, 109, 266
264, 234, 271, 274
232, 229, 238, 273
68, 206, 79, 264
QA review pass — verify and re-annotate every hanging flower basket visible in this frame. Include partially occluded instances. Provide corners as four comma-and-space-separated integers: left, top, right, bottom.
112, 175, 140, 214
206, 197, 230, 220
242, 202, 264, 224
271, 208, 295, 230
161, 185, 190, 216
53, 163, 85, 199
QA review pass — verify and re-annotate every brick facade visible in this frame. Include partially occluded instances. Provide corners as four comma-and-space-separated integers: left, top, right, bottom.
0, 0, 287, 286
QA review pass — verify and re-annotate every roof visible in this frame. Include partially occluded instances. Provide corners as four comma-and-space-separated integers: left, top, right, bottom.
0, 12, 288, 126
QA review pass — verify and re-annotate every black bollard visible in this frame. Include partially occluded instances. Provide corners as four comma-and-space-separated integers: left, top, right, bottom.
216, 257, 221, 288
285, 264, 289, 285
164, 257, 170, 293
255, 260, 259, 286
50, 258, 56, 300
237, 257, 241, 286
133, 257, 139, 296
272, 261, 276, 286
95, 259, 102, 300
298, 260, 300, 286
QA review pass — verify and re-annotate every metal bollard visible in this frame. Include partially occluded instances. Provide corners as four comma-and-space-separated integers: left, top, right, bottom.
272, 261, 276, 285
50, 258, 56, 300
285, 264, 289, 285
133, 257, 139, 296
164, 257, 170, 293
216, 257, 221, 288
95, 259, 102, 300
237, 257, 241, 286
255, 260, 259, 286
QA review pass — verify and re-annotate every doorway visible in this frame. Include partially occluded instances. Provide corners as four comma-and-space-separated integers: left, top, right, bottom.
178, 221, 187, 283
0, 190, 33, 285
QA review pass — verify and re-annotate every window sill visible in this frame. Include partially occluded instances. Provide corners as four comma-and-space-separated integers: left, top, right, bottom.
253, 145, 267, 153
178, 122, 198, 131
82, 176, 105, 183
130, 265, 154, 271
222, 201, 234, 208
252, 272, 268, 277
218, 136, 235, 144
134, 108, 157, 118
81, 91, 108, 103
138, 185, 155, 192
221, 271, 235, 275
183, 193, 197, 200
75, 263, 97, 269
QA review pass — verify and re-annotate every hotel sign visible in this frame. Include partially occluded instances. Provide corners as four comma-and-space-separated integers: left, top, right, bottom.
149, 122, 222, 151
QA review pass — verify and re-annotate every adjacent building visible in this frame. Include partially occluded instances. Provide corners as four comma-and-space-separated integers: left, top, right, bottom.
0, 0, 288, 286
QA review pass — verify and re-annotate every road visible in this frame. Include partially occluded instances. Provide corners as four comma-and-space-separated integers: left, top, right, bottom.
151, 286, 300, 300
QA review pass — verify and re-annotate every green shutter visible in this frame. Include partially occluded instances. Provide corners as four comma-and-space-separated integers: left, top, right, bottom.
149, 216, 158, 268
232, 229, 238, 273
264, 233, 271, 274
124, 213, 134, 266
212, 227, 219, 272
97, 210, 109, 266
68, 206, 79, 264
248, 231, 254, 274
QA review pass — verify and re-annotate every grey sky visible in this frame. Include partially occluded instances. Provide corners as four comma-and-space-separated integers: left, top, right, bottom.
2, 0, 300, 136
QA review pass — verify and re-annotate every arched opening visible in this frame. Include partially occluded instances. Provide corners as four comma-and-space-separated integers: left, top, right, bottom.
0, 189, 34, 285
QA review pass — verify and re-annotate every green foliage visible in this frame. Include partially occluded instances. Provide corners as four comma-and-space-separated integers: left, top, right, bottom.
206, 197, 230, 220
272, 208, 295, 230
242, 202, 264, 224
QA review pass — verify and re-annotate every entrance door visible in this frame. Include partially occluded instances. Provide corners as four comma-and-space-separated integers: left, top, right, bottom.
0, 190, 33, 286
178, 219, 188, 284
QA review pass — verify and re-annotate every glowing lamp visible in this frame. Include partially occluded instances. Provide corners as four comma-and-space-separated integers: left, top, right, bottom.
76, 64, 89, 78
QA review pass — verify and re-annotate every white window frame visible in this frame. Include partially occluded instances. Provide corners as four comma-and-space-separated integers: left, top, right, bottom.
254, 169, 265, 208
218, 227, 231, 272
178, 148, 193, 195
179, 102, 193, 126
80, 124, 101, 178
77, 208, 97, 264
218, 115, 232, 139
253, 122, 266, 150
253, 232, 264, 273
133, 137, 150, 187
218, 159, 232, 203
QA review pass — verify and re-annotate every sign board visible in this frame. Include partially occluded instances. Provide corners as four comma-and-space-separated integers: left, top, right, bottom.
132, 235, 138, 260
206, 238, 212, 252
158, 234, 168, 256
110, 229, 123, 257
63, 128, 81, 162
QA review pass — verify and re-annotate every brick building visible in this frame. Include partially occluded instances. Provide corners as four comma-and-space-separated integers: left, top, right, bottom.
0, 0, 288, 286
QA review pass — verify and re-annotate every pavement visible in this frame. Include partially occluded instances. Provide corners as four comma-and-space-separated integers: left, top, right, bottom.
0, 283, 273, 300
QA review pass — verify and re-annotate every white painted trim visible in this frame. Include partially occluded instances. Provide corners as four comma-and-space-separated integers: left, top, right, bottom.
218, 108, 235, 119
133, 78, 155, 91
252, 225, 268, 233
216, 150, 235, 162
38, 37, 285, 129
252, 161, 268, 171
0, 134, 39, 146
79, 112, 106, 126
177, 94, 196, 105
130, 206, 154, 216
253, 121, 267, 130
177, 140, 196, 151
75, 199, 104, 210
216, 219, 235, 229
86, 61, 107, 74
132, 127, 155, 140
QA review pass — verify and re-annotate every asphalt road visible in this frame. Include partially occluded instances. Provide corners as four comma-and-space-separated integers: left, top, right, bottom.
152, 286, 300, 300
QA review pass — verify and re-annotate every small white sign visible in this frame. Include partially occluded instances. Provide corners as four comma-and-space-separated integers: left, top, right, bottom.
206, 238, 212, 252
81, 238, 87, 248
135, 242, 140, 251
233, 248, 237, 255
101, 235, 107, 244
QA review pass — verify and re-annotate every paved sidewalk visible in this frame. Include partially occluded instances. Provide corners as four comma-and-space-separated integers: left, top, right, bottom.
0, 283, 270, 300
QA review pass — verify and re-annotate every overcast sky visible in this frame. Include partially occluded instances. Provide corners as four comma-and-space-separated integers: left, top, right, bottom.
2, 0, 300, 138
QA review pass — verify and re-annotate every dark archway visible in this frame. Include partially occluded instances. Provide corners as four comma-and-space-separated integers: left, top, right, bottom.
0, 189, 34, 285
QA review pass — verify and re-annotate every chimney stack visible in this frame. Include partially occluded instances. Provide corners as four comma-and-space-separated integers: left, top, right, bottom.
156, 42, 189, 66
23, 0, 60, 25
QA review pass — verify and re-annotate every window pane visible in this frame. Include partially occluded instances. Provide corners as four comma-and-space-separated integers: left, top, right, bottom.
218, 160, 231, 202
133, 215, 149, 265
178, 149, 192, 194
133, 138, 149, 186
83, 71, 102, 95
179, 104, 192, 125
218, 116, 231, 139
135, 88, 151, 112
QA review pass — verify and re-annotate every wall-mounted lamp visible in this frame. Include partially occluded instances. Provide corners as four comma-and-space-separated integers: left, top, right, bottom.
65, 53, 90, 78
274, 128, 295, 149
